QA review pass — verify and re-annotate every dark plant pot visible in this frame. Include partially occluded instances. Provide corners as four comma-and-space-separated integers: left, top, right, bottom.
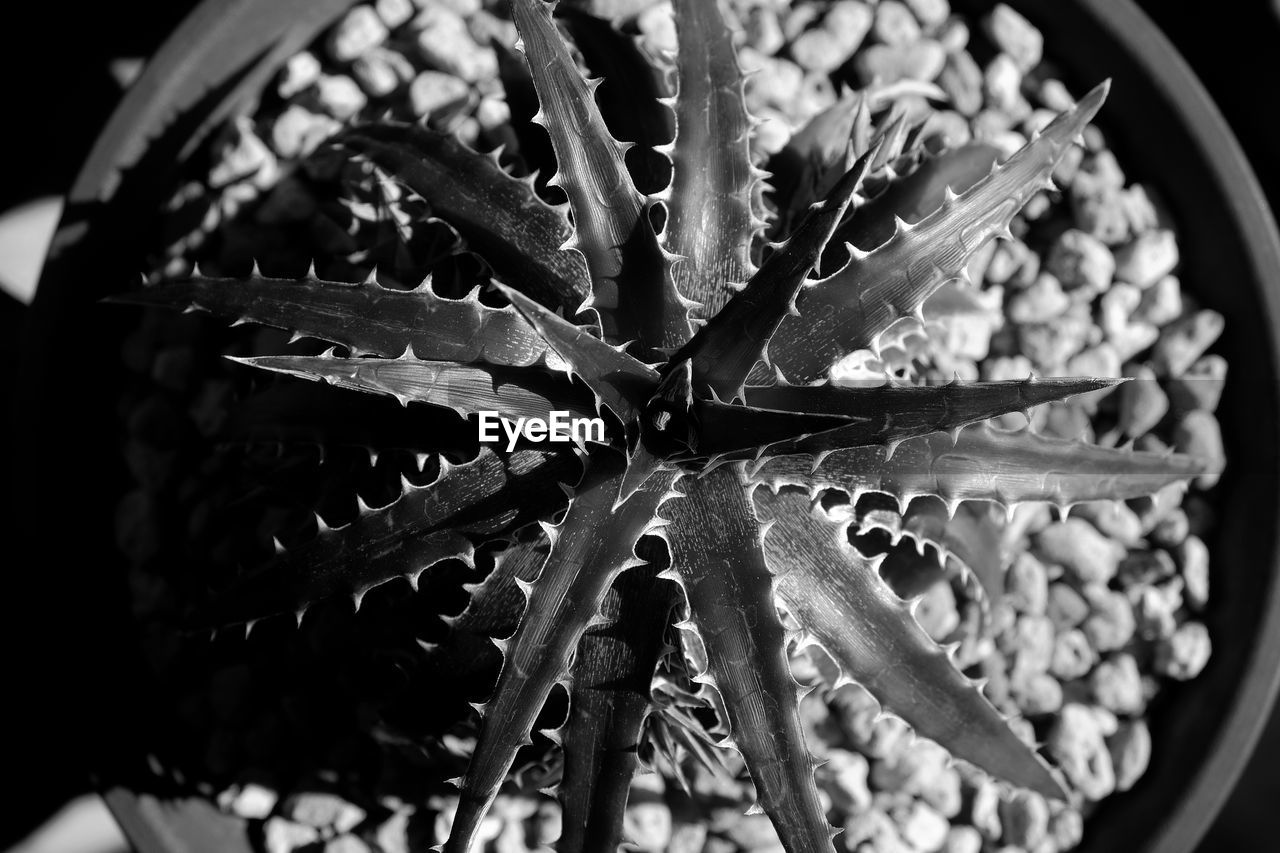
12, 0, 1280, 851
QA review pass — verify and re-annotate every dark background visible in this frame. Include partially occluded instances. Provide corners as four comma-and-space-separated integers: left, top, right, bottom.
1, 0, 1276, 849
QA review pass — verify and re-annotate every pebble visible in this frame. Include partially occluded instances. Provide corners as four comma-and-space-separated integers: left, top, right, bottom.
1154, 309, 1226, 376
314, 74, 368, 120
1072, 187, 1131, 245
1114, 229, 1179, 288
1050, 628, 1096, 681
1173, 410, 1224, 489
1047, 703, 1116, 801
1006, 552, 1049, 614
1117, 548, 1176, 585
1134, 580, 1183, 640
1120, 185, 1160, 235
264, 817, 321, 853
983, 53, 1025, 116
283, 792, 367, 832
905, 0, 950, 27
325, 836, 371, 853
1109, 720, 1152, 792
624, 800, 673, 851
1038, 78, 1075, 112
1007, 273, 1069, 324
1048, 807, 1084, 849
1082, 585, 1136, 653
722, 813, 780, 852
825, 1, 875, 51
637, 4, 677, 53
1046, 228, 1114, 295
874, 1, 922, 46
894, 801, 950, 852
844, 808, 912, 853
1156, 619, 1212, 678
854, 40, 946, 85
1117, 363, 1168, 437
1178, 535, 1210, 610
943, 825, 983, 853
1035, 519, 1125, 585
1099, 283, 1139, 338
375, 0, 415, 29
209, 119, 275, 189
278, 51, 323, 98
999, 791, 1049, 848
983, 4, 1043, 71
743, 5, 785, 54
416, 13, 497, 81
218, 783, 279, 819
1091, 653, 1145, 714
938, 49, 983, 116
1046, 584, 1089, 631
820, 748, 872, 812
1166, 354, 1227, 413
1134, 275, 1182, 327
1013, 671, 1063, 714
1150, 508, 1190, 549
467, 10, 518, 48
352, 47, 415, 98
790, 27, 853, 73
271, 105, 342, 160
409, 70, 472, 118
967, 779, 1002, 839
1017, 311, 1090, 370
915, 577, 961, 640
1073, 501, 1143, 547
328, 6, 390, 63
1010, 615, 1055, 679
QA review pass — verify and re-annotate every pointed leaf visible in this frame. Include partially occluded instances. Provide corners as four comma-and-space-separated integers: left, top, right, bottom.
664, 468, 835, 853
689, 399, 858, 459
111, 272, 555, 367
496, 283, 660, 423
664, 0, 759, 318
561, 559, 677, 852
199, 448, 577, 626
744, 376, 1120, 454
755, 487, 1065, 799
446, 461, 678, 853
766, 90, 865, 240
673, 148, 876, 400
768, 82, 1109, 382
511, 0, 690, 348
751, 422, 1206, 510
337, 122, 591, 313
232, 355, 596, 425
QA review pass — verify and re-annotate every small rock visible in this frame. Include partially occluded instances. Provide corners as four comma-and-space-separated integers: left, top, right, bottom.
1172, 410, 1224, 489
1150, 508, 1190, 549
1053, 144, 1085, 189
967, 778, 1002, 839
1134, 275, 1183, 327
314, 74, 368, 120
375, 0, 415, 29
1007, 273, 1069, 324
936, 17, 969, 53
938, 49, 983, 116
1035, 519, 1125, 585
1155, 621, 1211, 680
1117, 549, 1176, 585
1091, 653, 1145, 714
916, 577, 961, 640
623, 801, 672, 851
983, 3, 1043, 71
1072, 501, 1143, 547
328, 6, 390, 63
1046, 703, 1116, 801
1099, 283, 1141, 338
1017, 312, 1090, 370
1047, 584, 1089, 631
325, 836, 371, 853
278, 51, 322, 98
1109, 720, 1152, 792
943, 825, 983, 853
264, 817, 320, 853
467, 10, 518, 48
1166, 354, 1227, 413
1117, 363, 1168, 437
790, 27, 852, 73
983, 53, 1025, 115
1048, 808, 1084, 850
271, 105, 342, 160
409, 70, 472, 118
1082, 585, 1136, 653
1120, 184, 1160, 235
904, 0, 950, 28
825, 1, 875, 51
1013, 671, 1063, 715
284, 792, 366, 833
894, 801, 949, 852
1134, 581, 1183, 640
1006, 552, 1049, 614
999, 791, 1049, 848
373, 807, 414, 853
1050, 628, 1097, 680
667, 821, 706, 853
1009, 615, 1055, 679
743, 5, 785, 54
1178, 535, 1210, 610
1039, 78, 1074, 112
417, 11, 497, 81
209, 118, 275, 188
722, 813, 780, 852
221, 783, 278, 820
854, 39, 946, 85
874, 0, 922, 46
1073, 187, 1131, 245
1046, 228, 1114, 295
352, 47, 415, 97
820, 748, 872, 813
1114, 229, 1179, 288
844, 808, 911, 853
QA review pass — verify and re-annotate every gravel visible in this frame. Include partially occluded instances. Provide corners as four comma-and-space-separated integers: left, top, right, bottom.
118, 1, 1226, 851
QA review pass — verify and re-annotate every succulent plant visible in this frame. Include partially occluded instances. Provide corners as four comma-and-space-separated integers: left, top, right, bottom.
117, 0, 1212, 850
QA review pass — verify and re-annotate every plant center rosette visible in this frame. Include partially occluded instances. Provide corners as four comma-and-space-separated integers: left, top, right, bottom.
112, 0, 1226, 851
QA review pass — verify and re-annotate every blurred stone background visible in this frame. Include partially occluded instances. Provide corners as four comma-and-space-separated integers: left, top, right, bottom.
0, 1, 1275, 850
